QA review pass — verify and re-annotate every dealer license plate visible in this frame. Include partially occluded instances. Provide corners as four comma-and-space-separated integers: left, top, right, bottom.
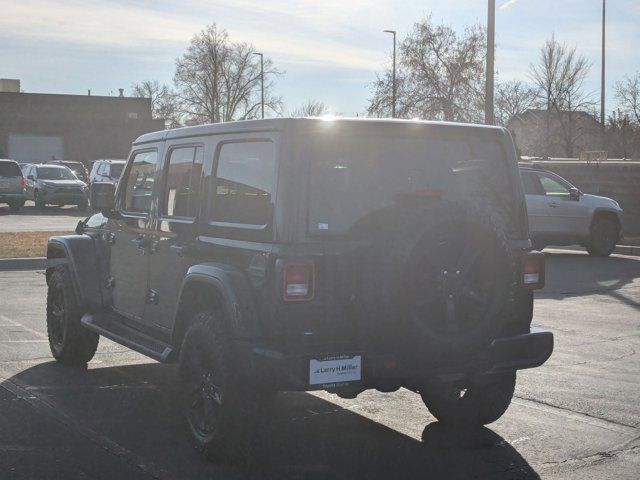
309, 355, 361, 386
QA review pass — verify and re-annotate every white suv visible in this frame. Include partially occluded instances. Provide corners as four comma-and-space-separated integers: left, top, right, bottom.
89, 159, 126, 190
520, 164, 623, 257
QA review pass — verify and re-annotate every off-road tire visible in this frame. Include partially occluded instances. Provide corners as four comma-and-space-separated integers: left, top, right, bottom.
421, 372, 516, 427
34, 190, 45, 209
8, 200, 23, 212
46, 265, 99, 365
586, 217, 618, 257
357, 200, 519, 360
179, 311, 263, 464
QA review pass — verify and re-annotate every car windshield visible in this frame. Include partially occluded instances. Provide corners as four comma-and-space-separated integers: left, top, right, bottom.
37, 166, 77, 180
308, 126, 518, 236
109, 163, 124, 179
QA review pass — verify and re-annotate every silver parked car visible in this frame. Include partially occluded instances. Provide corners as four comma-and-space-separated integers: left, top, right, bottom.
0, 159, 26, 212
520, 164, 623, 257
23, 164, 89, 209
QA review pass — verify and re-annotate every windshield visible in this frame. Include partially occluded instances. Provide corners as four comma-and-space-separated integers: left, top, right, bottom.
109, 163, 124, 179
37, 166, 77, 180
308, 127, 519, 236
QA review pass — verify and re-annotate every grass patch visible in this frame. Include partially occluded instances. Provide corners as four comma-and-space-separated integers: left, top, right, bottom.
0, 231, 71, 258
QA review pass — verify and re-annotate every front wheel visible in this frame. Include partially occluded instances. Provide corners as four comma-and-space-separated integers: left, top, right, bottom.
8, 200, 24, 212
586, 217, 619, 257
46, 265, 99, 365
421, 372, 516, 427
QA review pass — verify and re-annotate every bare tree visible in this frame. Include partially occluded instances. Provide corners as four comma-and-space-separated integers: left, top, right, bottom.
615, 72, 640, 124
529, 36, 595, 157
494, 80, 536, 127
368, 16, 486, 122
131, 80, 181, 129
290, 99, 329, 117
174, 24, 283, 124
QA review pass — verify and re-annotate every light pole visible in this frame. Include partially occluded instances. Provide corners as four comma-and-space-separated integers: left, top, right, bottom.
253, 52, 264, 119
600, 0, 606, 129
383, 30, 396, 118
485, 0, 495, 125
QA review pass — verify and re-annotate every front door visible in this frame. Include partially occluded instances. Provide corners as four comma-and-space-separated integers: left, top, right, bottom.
145, 145, 204, 330
109, 149, 158, 321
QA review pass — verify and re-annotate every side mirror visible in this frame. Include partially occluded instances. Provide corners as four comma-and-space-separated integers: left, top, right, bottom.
569, 187, 581, 201
90, 182, 116, 215
27, 175, 34, 181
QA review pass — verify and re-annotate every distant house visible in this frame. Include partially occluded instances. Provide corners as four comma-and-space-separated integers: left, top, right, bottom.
508, 108, 601, 158
0, 79, 164, 164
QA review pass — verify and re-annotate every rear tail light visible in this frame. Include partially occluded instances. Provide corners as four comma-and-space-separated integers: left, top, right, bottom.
283, 261, 315, 302
522, 251, 545, 289
21, 176, 26, 190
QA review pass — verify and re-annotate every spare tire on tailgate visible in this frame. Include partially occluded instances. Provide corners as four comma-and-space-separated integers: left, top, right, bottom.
356, 199, 518, 362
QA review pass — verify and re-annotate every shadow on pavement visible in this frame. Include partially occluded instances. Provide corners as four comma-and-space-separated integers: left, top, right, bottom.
539, 251, 640, 300
1, 361, 540, 480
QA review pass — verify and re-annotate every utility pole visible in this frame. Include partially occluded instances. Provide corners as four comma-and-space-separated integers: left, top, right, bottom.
600, 0, 606, 129
383, 30, 396, 118
485, 0, 495, 125
253, 52, 264, 119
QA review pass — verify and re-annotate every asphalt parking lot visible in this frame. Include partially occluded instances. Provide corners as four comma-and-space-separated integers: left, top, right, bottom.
0, 201, 85, 232
0, 251, 639, 479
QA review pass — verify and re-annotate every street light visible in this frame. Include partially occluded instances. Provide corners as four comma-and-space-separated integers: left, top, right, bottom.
485, 0, 495, 125
253, 52, 264, 119
383, 30, 396, 118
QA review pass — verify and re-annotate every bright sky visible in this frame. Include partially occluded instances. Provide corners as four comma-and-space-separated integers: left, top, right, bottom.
1, 0, 639, 117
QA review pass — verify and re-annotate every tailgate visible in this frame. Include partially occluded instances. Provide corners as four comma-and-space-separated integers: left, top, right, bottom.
0, 176, 23, 194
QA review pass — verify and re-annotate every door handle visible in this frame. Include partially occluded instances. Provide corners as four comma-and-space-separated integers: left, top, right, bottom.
548, 202, 559, 208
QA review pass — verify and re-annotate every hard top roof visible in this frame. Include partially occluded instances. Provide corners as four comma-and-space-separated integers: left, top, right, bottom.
133, 117, 507, 145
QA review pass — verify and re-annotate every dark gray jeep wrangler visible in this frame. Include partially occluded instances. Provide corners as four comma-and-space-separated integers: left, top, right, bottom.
46, 118, 553, 460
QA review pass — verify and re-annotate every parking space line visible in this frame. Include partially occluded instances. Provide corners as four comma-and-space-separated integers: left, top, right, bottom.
0, 340, 49, 343
0, 314, 47, 339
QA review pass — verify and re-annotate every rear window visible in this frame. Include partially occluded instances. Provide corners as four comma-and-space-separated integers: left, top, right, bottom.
308, 126, 518, 235
0, 162, 22, 177
110, 164, 124, 179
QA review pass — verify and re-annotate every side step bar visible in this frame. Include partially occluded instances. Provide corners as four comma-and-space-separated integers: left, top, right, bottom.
81, 312, 175, 363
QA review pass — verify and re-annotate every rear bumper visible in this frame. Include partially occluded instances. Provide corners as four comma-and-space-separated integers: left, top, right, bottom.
248, 327, 554, 392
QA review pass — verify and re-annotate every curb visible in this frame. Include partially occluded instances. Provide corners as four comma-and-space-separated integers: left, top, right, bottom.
0, 257, 47, 271
544, 245, 640, 257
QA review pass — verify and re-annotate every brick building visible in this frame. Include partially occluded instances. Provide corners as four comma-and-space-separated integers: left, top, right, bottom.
0, 79, 164, 164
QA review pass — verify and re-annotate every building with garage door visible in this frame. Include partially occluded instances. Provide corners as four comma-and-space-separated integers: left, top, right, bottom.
0, 79, 165, 164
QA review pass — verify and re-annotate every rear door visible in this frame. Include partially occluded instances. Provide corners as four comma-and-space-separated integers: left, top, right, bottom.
521, 171, 549, 235
145, 143, 205, 330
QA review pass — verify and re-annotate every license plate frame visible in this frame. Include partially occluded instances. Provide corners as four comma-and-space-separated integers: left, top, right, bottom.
309, 354, 362, 387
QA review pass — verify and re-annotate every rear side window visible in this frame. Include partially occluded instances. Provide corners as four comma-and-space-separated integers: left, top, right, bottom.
0, 162, 22, 177
163, 146, 203, 218
210, 141, 275, 226
122, 150, 158, 214
521, 172, 542, 195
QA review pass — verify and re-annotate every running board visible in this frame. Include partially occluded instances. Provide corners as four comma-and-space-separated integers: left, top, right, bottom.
81, 312, 174, 363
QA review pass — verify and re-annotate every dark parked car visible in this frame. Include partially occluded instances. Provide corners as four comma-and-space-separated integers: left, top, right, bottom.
24, 164, 89, 209
46, 160, 90, 183
0, 159, 26, 212
45, 118, 552, 461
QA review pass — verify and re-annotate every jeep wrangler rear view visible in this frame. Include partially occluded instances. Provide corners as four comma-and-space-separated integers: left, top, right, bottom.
45, 118, 553, 461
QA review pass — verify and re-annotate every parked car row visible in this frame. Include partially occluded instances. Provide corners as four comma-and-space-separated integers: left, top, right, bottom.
0, 157, 127, 213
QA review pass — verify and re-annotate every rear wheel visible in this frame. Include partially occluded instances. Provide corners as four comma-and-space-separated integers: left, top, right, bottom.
46, 265, 99, 365
8, 200, 23, 212
587, 217, 618, 257
34, 190, 45, 209
421, 372, 516, 427
179, 311, 263, 463
77, 198, 88, 210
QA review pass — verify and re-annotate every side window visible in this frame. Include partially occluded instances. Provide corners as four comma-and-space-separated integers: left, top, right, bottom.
538, 174, 569, 197
521, 172, 542, 195
210, 141, 275, 226
122, 150, 158, 214
163, 146, 203, 218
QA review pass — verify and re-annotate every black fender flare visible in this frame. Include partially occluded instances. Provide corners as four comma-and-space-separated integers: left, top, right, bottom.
47, 235, 102, 312
590, 208, 623, 235
171, 263, 261, 349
